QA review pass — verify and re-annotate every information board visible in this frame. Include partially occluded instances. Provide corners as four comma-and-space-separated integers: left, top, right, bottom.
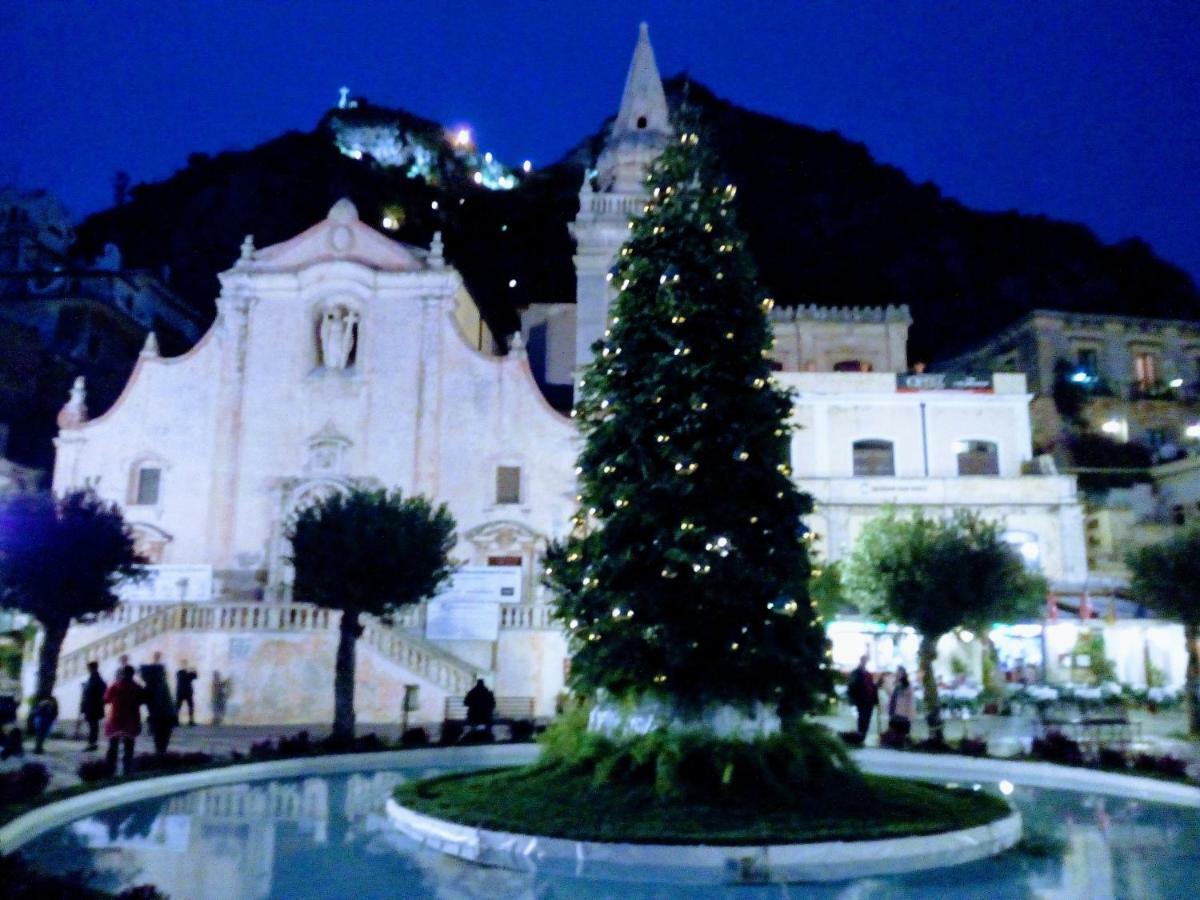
441, 565, 522, 603
426, 597, 501, 641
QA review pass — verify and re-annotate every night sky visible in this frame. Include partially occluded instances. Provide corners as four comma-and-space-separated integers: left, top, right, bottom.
3, 2, 1200, 282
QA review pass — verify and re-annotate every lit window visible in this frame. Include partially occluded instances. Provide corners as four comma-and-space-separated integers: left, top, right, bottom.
134, 467, 161, 505
496, 466, 521, 505
956, 441, 999, 476
852, 440, 895, 477
1134, 351, 1158, 388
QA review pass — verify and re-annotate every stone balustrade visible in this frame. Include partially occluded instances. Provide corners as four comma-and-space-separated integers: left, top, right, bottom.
57, 601, 486, 695
583, 193, 644, 217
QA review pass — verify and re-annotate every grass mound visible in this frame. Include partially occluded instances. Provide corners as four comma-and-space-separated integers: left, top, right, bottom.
395, 713, 1011, 845
395, 764, 1010, 845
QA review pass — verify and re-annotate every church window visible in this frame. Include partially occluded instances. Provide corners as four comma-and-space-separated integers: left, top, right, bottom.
852, 440, 895, 477
955, 440, 1000, 476
133, 466, 161, 505
495, 466, 521, 505
636, 115, 648, 129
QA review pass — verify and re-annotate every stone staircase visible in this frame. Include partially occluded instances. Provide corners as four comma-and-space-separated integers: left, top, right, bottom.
55, 601, 486, 698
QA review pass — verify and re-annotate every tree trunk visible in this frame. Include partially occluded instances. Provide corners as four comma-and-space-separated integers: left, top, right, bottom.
1186, 623, 1200, 737
918, 634, 943, 743
35, 619, 69, 703
333, 610, 361, 742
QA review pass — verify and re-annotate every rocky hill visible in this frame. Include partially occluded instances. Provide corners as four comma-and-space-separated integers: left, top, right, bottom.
73, 77, 1200, 363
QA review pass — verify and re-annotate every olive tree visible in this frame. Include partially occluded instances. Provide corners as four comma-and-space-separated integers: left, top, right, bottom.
0, 489, 144, 701
844, 509, 1045, 738
1128, 525, 1200, 735
288, 487, 455, 741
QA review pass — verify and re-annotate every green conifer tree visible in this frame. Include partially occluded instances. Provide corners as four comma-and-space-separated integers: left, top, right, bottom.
545, 119, 830, 718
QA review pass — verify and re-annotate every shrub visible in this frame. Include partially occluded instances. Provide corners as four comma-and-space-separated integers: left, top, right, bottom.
78, 757, 116, 783
1031, 731, 1083, 766
958, 736, 988, 757
913, 736, 952, 754
1097, 747, 1127, 771
509, 720, 536, 743
400, 727, 429, 747
0, 763, 50, 804
458, 729, 496, 746
1134, 753, 1189, 780
439, 721, 464, 745
837, 730, 865, 747
539, 715, 861, 806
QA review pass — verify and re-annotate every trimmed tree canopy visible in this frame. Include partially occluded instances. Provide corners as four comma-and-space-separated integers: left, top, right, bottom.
544, 118, 829, 717
289, 487, 456, 619
0, 489, 144, 700
844, 509, 1046, 637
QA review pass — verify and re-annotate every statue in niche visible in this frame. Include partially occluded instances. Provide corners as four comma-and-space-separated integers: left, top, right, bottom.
319, 305, 358, 370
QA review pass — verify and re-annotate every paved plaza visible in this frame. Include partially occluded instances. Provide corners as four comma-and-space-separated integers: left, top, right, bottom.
5, 704, 1196, 791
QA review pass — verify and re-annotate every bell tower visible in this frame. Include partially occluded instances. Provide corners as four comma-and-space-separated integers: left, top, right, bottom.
570, 23, 672, 371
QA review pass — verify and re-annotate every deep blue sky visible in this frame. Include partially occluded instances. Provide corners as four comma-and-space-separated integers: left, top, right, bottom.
3, 2, 1200, 281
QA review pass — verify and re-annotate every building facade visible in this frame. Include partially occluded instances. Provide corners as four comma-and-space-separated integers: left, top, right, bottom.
936, 309, 1200, 455
44, 200, 576, 725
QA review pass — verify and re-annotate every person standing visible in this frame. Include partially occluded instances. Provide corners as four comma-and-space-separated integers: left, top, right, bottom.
139, 652, 177, 755
81, 661, 108, 751
847, 654, 877, 738
175, 661, 198, 727
104, 665, 144, 774
888, 667, 916, 741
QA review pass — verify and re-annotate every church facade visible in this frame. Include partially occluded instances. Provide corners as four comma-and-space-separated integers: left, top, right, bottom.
32, 25, 1094, 725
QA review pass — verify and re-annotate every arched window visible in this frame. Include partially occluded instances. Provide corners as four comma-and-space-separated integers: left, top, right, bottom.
956, 440, 1000, 476
128, 458, 165, 506
853, 439, 895, 477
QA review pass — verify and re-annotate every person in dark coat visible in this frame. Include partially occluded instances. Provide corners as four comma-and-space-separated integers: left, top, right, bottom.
175, 661, 198, 726
81, 661, 108, 751
847, 654, 877, 737
463, 679, 496, 735
30, 696, 58, 754
105, 665, 145, 773
139, 652, 177, 755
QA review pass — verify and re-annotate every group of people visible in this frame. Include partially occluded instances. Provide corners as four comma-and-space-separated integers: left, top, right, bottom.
847, 654, 916, 741
77, 653, 199, 772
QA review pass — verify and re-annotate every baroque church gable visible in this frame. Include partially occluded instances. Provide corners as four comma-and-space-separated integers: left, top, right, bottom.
243, 198, 424, 274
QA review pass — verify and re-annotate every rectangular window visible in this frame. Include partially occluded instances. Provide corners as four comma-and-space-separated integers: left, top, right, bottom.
1134, 352, 1158, 387
852, 440, 895, 477
495, 466, 521, 504
1075, 348, 1099, 375
135, 468, 161, 505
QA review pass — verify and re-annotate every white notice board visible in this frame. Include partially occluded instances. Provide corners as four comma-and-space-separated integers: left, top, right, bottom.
442, 566, 522, 603
426, 597, 501, 641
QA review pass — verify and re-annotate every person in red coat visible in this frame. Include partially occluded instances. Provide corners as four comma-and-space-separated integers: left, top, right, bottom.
104, 665, 145, 774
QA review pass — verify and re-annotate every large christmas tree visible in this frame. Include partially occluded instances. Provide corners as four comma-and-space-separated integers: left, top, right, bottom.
546, 118, 830, 719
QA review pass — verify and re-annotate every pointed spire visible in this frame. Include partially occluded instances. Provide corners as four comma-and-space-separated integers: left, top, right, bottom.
57, 376, 88, 430
595, 22, 673, 194
613, 23, 671, 143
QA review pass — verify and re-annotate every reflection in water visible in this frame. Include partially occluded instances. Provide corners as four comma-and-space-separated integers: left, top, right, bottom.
17, 769, 1200, 900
